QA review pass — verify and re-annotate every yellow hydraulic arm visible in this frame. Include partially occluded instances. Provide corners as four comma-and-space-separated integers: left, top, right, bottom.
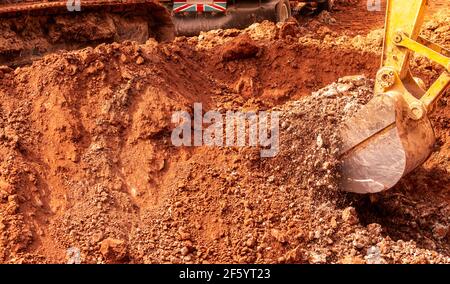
339, 0, 450, 194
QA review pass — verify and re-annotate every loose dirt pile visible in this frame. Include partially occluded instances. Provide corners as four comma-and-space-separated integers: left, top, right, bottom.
0, 3, 449, 264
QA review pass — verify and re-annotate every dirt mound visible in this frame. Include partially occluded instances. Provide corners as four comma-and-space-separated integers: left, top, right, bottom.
127, 75, 448, 264
0, 39, 217, 262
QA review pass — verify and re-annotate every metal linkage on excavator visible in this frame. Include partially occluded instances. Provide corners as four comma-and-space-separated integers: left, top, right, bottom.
0, 0, 174, 66
339, 0, 450, 194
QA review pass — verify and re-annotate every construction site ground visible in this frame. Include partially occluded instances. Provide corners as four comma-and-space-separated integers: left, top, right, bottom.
0, 0, 449, 263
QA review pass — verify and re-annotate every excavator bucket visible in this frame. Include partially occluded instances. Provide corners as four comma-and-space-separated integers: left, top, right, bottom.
339, 92, 435, 194
338, 0, 450, 194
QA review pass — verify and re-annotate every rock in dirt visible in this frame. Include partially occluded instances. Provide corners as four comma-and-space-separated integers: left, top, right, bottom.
339, 255, 365, 264
278, 20, 300, 39
365, 246, 386, 264
221, 34, 260, 61
99, 238, 128, 263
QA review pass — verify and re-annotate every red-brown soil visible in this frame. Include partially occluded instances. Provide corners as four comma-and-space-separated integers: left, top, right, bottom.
0, 0, 448, 263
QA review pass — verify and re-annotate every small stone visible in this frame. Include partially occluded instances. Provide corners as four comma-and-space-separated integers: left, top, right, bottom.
244, 218, 253, 226
34, 196, 43, 208
145, 38, 159, 47
180, 246, 190, 256
367, 223, 383, 237
330, 217, 338, 228
92, 232, 104, 243
365, 246, 385, 264
314, 230, 321, 239
342, 207, 359, 225
158, 159, 166, 171
65, 64, 78, 75
435, 25, 450, 33
321, 87, 338, 98
271, 229, 287, 244
178, 231, 191, 241
340, 75, 366, 86
309, 251, 327, 264
79, 50, 97, 65
432, 223, 448, 240
336, 83, 353, 94
353, 239, 365, 249
7, 194, 18, 203
94, 61, 104, 71
130, 187, 138, 197
5, 200, 19, 214
246, 237, 256, 248
177, 181, 186, 189
0, 190, 8, 202
120, 54, 128, 63
0, 179, 14, 195
136, 56, 145, 65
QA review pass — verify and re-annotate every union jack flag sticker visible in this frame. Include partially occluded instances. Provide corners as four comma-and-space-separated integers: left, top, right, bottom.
173, 1, 227, 13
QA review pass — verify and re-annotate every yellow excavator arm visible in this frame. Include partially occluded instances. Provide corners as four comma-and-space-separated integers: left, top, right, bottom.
339, 0, 450, 194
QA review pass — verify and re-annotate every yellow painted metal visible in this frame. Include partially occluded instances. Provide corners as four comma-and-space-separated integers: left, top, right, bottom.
339, 0, 450, 194
381, 0, 427, 79
396, 33, 450, 71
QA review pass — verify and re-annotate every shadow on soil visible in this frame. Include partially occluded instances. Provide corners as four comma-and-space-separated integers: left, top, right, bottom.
353, 166, 450, 256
